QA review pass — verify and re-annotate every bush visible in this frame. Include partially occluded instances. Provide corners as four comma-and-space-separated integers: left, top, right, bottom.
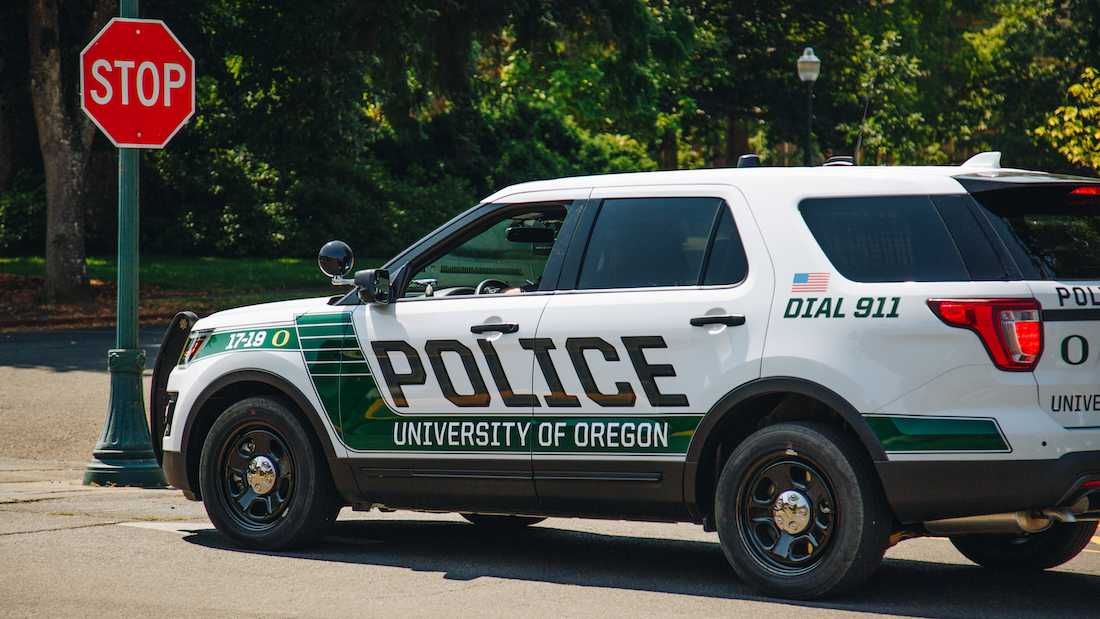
0, 171, 46, 256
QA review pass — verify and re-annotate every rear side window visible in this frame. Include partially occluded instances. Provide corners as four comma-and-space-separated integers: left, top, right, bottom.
800, 196, 969, 282
702, 207, 749, 285
970, 187, 1100, 280
577, 197, 734, 289
931, 195, 1007, 281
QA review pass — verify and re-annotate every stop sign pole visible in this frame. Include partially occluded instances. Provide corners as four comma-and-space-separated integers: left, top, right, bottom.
80, 1, 194, 487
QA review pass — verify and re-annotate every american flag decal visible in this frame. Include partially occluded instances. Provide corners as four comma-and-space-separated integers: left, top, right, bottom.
791, 272, 829, 293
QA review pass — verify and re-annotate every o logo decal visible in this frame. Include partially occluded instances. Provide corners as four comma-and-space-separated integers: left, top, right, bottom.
272, 329, 291, 348
1061, 335, 1088, 366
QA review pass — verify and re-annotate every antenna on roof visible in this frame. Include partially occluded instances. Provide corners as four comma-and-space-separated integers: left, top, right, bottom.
823, 156, 855, 167
960, 151, 1002, 169
736, 154, 761, 168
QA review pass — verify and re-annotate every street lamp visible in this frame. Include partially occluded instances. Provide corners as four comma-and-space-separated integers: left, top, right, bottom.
797, 47, 821, 167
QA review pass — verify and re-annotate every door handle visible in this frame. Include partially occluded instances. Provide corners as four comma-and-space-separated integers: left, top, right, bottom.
470, 323, 519, 334
689, 315, 745, 327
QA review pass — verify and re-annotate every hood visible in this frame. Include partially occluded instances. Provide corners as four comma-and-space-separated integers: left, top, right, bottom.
192, 296, 337, 332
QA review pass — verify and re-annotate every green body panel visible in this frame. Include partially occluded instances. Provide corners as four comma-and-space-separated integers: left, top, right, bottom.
296, 312, 703, 455
295, 312, 356, 430
194, 326, 300, 360
867, 415, 1009, 452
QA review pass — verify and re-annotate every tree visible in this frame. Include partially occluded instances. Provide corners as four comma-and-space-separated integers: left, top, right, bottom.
26, 0, 111, 301
1034, 67, 1100, 172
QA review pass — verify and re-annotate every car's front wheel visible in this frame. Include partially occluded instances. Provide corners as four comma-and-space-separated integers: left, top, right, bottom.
199, 396, 340, 549
950, 520, 1098, 570
715, 421, 891, 599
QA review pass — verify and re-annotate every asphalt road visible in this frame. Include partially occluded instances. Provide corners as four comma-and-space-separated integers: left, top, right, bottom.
0, 327, 162, 462
1, 328, 1098, 617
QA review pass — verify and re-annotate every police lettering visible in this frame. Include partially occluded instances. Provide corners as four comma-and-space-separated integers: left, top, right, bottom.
1055, 286, 1100, 307
371, 336, 687, 408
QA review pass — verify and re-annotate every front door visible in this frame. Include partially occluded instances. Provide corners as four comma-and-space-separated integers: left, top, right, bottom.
529, 188, 773, 518
348, 200, 582, 512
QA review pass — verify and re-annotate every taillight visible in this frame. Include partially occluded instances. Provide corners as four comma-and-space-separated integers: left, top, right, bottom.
1069, 185, 1100, 197
927, 298, 1043, 371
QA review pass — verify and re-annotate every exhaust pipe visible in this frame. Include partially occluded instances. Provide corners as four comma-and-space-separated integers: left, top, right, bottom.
924, 511, 1052, 536
924, 498, 1093, 536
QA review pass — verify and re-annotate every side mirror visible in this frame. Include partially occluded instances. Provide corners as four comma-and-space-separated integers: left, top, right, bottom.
506, 226, 556, 244
318, 240, 355, 282
354, 268, 391, 304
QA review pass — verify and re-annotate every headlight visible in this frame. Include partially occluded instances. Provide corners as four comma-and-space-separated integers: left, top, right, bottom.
178, 330, 212, 367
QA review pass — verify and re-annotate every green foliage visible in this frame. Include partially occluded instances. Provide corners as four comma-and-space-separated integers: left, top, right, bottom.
1034, 68, 1100, 171
6, 0, 1100, 261
0, 172, 45, 254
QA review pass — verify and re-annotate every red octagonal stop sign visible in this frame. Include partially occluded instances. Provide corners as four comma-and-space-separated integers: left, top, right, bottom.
80, 18, 195, 149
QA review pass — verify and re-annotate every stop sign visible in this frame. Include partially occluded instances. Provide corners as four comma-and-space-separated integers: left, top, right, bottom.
80, 18, 194, 149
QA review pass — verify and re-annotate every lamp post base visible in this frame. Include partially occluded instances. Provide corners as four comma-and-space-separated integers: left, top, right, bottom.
83, 348, 166, 488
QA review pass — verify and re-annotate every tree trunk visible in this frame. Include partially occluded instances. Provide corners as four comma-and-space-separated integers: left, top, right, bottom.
0, 87, 12, 193
27, 0, 109, 301
724, 110, 750, 166
658, 127, 678, 170
0, 5, 16, 192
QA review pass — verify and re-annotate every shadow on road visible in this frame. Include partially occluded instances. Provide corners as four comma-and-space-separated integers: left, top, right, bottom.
0, 328, 164, 371
184, 518, 1096, 618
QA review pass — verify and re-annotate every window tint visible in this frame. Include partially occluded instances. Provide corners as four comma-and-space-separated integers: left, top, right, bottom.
932, 195, 1007, 281
971, 187, 1100, 280
800, 196, 969, 282
577, 197, 720, 289
702, 207, 749, 285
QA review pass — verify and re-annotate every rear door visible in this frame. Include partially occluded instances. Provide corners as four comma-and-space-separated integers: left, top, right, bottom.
962, 177, 1100, 429
530, 186, 773, 519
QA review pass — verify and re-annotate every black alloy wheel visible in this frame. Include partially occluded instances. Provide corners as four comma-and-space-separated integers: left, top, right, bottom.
199, 396, 340, 549
715, 421, 890, 599
738, 456, 837, 576
219, 425, 295, 531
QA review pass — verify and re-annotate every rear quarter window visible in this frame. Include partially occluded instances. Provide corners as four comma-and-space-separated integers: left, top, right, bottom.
799, 196, 970, 283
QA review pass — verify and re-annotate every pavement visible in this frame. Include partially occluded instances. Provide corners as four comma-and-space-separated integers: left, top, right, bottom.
1, 328, 1099, 617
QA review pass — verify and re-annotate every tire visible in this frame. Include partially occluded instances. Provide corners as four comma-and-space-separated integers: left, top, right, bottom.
461, 513, 546, 528
199, 396, 341, 549
950, 520, 1098, 571
715, 421, 891, 599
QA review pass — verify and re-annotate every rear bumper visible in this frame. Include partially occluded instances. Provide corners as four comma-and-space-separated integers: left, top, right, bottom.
162, 449, 199, 501
877, 450, 1100, 523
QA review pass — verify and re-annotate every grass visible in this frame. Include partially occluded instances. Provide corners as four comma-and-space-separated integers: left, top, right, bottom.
0, 255, 390, 291
0, 255, 393, 328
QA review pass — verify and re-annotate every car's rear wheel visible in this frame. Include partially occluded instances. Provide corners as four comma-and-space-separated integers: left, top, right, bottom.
199, 396, 340, 549
950, 520, 1098, 570
461, 513, 546, 528
715, 421, 891, 599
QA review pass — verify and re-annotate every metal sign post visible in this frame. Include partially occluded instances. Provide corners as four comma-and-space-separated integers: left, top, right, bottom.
80, 0, 194, 486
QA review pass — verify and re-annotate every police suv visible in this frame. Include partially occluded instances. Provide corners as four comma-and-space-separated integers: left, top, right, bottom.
152, 152, 1100, 599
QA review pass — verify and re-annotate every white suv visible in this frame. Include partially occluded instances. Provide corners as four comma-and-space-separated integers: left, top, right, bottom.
152, 153, 1100, 599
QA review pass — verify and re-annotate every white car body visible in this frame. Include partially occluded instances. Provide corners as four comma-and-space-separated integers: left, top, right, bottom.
158, 156, 1100, 544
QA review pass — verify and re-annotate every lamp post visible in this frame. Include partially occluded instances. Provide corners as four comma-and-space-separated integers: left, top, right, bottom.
797, 47, 821, 167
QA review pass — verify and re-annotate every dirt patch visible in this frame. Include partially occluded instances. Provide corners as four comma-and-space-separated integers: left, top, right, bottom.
0, 273, 249, 332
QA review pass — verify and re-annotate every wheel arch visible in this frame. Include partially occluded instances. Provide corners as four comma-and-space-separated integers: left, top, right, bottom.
177, 369, 347, 500
683, 377, 888, 521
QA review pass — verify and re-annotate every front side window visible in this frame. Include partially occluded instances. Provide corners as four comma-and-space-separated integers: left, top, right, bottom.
405, 204, 570, 298
577, 197, 732, 290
